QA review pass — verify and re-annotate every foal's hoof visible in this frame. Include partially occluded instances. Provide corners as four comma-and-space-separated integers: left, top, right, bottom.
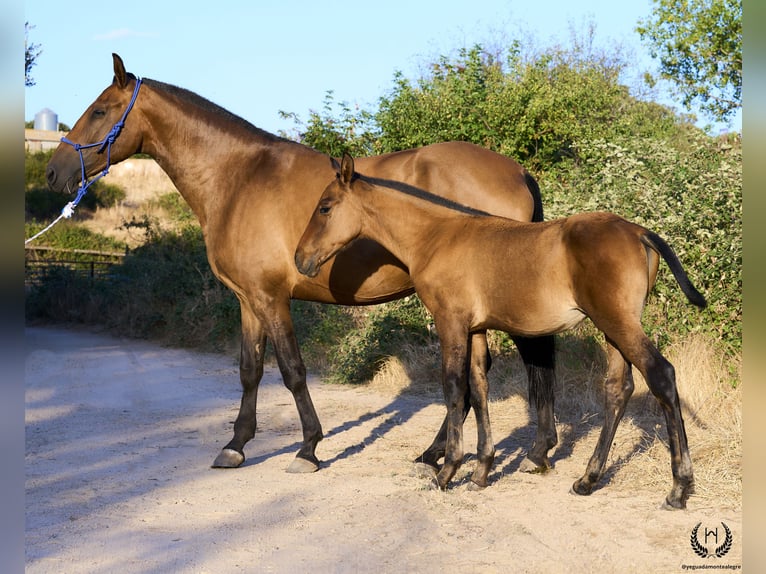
660, 498, 686, 511
519, 456, 551, 474
211, 448, 245, 468
570, 479, 593, 496
286, 456, 320, 474
661, 479, 693, 510
412, 462, 439, 480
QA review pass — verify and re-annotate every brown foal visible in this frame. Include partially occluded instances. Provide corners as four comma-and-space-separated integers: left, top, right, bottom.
295, 153, 706, 508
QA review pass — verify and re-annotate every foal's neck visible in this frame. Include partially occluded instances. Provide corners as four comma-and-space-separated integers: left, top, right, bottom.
361, 181, 474, 266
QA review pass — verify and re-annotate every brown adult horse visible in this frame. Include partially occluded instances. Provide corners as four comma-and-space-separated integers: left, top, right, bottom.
295, 154, 707, 508
45, 54, 558, 475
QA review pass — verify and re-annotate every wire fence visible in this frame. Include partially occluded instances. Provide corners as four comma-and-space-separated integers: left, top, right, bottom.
25, 246, 127, 287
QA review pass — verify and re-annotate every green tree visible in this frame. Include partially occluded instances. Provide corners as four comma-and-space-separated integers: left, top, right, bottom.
636, 0, 742, 123
279, 91, 378, 157
375, 41, 680, 170
25, 22, 42, 87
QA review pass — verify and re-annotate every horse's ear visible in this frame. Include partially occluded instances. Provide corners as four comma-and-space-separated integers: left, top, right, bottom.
340, 153, 355, 185
112, 53, 128, 88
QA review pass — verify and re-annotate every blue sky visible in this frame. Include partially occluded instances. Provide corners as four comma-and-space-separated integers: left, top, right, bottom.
24, 0, 740, 136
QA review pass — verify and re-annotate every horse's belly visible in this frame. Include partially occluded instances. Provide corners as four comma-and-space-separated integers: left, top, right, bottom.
485, 305, 586, 337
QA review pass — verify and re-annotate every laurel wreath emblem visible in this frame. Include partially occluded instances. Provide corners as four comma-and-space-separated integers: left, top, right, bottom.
690, 522, 732, 558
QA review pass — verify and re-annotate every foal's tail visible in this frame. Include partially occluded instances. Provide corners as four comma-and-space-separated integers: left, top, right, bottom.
641, 231, 707, 308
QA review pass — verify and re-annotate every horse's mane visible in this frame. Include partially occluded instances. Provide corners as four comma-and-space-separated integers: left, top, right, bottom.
358, 174, 491, 217
142, 77, 294, 144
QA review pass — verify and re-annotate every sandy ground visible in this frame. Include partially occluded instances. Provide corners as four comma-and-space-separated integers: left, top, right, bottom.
25, 326, 742, 573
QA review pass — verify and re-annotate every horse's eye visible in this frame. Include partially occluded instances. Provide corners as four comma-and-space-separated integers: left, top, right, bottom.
92, 109, 106, 119
318, 205, 331, 215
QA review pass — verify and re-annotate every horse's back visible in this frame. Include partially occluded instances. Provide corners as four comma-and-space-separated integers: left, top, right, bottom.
358, 142, 537, 222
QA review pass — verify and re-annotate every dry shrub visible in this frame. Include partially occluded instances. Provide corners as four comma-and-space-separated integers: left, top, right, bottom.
370, 342, 442, 396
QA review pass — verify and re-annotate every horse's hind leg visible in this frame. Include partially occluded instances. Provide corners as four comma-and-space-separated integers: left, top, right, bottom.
267, 300, 324, 473
572, 338, 634, 496
213, 303, 267, 468
515, 335, 557, 473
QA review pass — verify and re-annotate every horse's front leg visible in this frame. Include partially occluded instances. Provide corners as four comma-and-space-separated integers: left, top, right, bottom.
212, 302, 267, 468
434, 328, 471, 490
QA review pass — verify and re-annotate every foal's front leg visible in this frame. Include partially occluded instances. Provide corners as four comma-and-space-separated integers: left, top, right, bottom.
466, 331, 495, 489
414, 332, 487, 471
435, 330, 471, 490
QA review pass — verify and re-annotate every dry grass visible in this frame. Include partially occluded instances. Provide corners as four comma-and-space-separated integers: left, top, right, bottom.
613, 334, 742, 510
78, 159, 186, 248
367, 330, 742, 511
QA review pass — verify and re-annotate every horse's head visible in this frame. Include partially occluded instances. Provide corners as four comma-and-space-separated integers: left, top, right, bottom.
295, 153, 366, 277
46, 54, 144, 195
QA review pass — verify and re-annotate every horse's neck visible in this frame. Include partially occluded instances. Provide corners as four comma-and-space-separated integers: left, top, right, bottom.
139, 84, 294, 227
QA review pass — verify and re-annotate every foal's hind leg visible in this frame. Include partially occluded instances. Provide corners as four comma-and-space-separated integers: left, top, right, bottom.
572, 339, 634, 496
515, 335, 558, 473
635, 340, 694, 509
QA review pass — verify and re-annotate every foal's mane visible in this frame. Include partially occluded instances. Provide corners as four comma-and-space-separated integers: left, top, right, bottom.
357, 174, 491, 217
142, 77, 294, 144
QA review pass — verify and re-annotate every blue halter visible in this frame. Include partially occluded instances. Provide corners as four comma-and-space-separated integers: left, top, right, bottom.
59, 76, 143, 216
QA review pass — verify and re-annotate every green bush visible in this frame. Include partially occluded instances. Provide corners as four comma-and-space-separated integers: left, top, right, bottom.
100, 224, 240, 347
281, 40, 741, 357
541, 131, 741, 350
324, 296, 433, 384
24, 220, 126, 253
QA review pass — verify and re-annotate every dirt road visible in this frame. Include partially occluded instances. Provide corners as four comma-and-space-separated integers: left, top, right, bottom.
25, 327, 742, 573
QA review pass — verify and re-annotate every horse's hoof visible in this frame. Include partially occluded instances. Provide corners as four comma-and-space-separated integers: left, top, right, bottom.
519, 456, 550, 474
412, 462, 439, 480
467, 480, 487, 492
211, 448, 245, 468
286, 457, 319, 474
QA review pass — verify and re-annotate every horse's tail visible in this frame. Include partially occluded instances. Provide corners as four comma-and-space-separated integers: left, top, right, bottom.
524, 170, 544, 222
641, 231, 707, 308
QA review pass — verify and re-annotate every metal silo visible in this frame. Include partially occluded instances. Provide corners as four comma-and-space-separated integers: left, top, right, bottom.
34, 108, 58, 131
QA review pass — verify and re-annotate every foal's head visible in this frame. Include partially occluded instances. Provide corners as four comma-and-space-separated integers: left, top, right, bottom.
295, 153, 367, 277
